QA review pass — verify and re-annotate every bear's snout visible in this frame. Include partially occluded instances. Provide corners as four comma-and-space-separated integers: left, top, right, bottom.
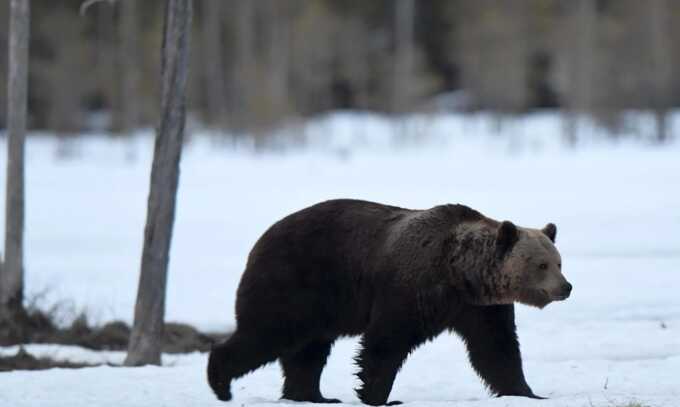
562, 282, 572, 295
555, 282, 572, 300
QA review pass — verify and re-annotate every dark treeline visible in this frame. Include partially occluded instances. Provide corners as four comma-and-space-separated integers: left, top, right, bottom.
0, 0, 678, 142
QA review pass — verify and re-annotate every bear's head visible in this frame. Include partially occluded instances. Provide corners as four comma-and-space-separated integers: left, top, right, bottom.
495, 221, 571, 308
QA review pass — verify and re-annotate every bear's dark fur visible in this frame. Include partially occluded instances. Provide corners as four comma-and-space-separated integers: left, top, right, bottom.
208, 199, 567, 405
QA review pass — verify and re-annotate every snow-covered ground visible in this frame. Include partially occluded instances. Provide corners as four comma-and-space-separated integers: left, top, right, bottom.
0, 112, 679, 406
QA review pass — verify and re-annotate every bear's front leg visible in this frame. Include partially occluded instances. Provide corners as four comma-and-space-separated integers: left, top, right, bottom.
355, 321, 423, 406
453, 304, 542, 399
355, 342, 407, 405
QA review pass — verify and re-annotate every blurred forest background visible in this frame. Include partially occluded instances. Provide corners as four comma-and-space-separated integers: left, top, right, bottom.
0, 0, 678, 143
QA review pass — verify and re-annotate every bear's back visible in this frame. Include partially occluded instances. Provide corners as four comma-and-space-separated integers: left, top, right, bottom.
246, 199, 409, 268
235, 199, 413, 333
244, 200, 485, 278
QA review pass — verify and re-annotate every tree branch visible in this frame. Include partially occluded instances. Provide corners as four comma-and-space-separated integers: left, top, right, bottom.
79, 0, 116, 17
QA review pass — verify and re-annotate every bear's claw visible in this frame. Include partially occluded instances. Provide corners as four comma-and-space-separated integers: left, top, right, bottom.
528, 393, 547, 400
318, 398, 342, 403
215, 388, 232, 402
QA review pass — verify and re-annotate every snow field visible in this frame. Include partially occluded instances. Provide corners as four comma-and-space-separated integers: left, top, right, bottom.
0, 112, 679, 406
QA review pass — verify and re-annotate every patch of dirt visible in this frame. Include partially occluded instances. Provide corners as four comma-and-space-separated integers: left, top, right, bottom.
0, 308, 59, 346
163, 322, 220, 353
0, 308, 230, 355
0, 347, 94, 372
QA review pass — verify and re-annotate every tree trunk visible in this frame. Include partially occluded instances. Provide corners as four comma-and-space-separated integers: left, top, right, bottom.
201, 0, 227, 127
266, 0, 290, 120
571, 0, 596, 144
119, 0, 140, 134
392, 0, 414, 114
0, 5, 7, 131
1, 0, 30, 318
232, 0, 255, 130
124, 0, 192, 367
649, 0, 672, 143
565, 0, 598, 146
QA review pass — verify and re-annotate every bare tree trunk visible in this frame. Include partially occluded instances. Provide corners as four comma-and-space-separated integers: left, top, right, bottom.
265, 0, 290, 122
0, 6, 9, 130
119, 0, 140, 134
392, 0, 414, 114
649, 0, 672, 143
90, 1, 117, 132
560, 0, 596, 145
232, 0, 255, 131
201, 0, 227, 127
1, 0, 30, 318
124, 0, 192, 367
41, 8, 86, 152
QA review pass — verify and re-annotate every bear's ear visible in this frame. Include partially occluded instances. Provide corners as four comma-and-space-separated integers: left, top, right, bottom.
542, 223, 557, 243
496, 221, 519, 256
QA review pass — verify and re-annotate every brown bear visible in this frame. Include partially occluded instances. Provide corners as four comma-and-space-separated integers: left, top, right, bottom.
207, 199, 571, 405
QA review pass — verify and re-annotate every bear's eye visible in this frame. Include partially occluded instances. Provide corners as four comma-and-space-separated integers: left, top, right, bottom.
558, 263, 562, 269
539, 263, 548, 270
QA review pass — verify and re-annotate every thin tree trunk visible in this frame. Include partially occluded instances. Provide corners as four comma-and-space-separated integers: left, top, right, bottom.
201, 0, 227, 127
125, 0, 192, 367
564, 0, 597, 146
392, 0, 414, 114
1, 0, 30, 318
649, 0, 672, 143
91, 1, 116, 131
233, 0, 254, 130
266, 0, 290, 118
119, 0, 140, 134
570, 0, 596, 145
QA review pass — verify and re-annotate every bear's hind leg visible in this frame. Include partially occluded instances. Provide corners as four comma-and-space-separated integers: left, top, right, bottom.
207, 330, 283, 401
280, 339, 341, 403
